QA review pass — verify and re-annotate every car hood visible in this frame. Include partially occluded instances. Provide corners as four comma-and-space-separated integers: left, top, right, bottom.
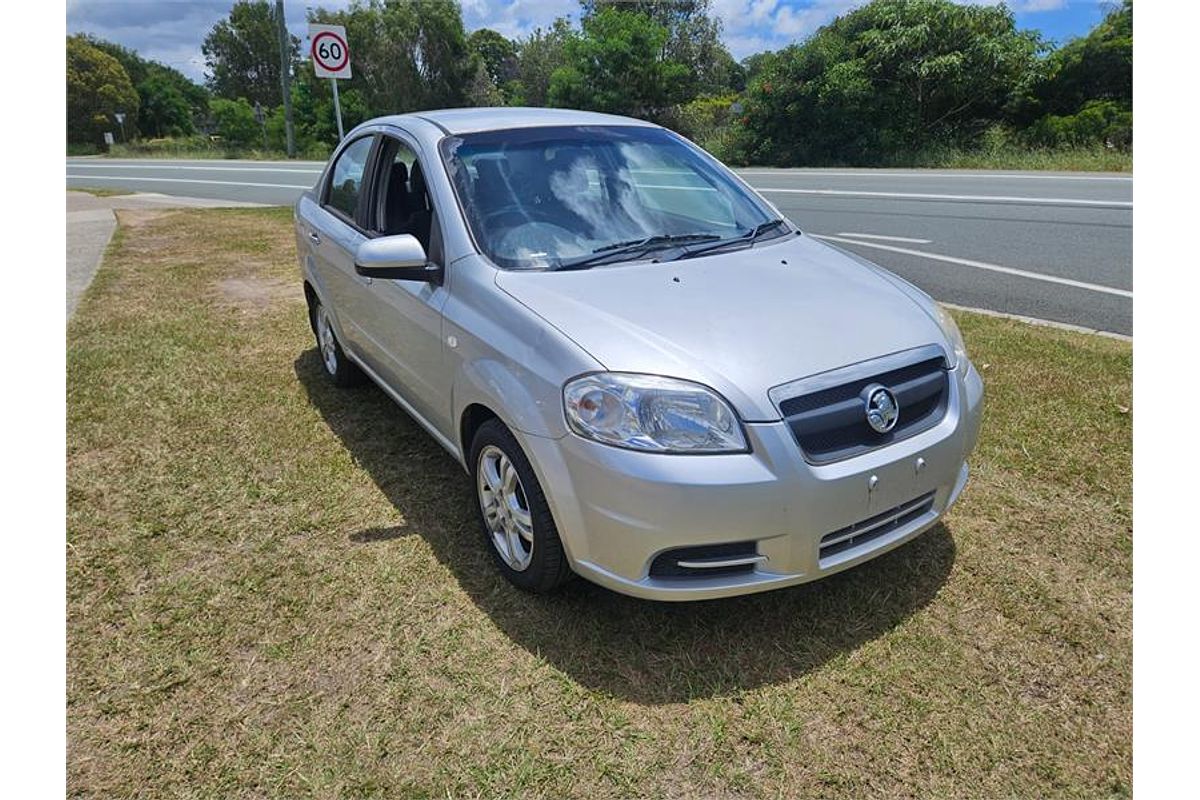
494, 234, 948, 421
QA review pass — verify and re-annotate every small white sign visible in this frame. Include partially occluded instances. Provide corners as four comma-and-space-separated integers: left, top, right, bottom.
309, 24, 351, 79
103, 132, 114, 146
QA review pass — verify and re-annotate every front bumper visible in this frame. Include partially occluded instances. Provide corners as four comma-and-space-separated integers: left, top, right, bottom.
520, 360, 984, 601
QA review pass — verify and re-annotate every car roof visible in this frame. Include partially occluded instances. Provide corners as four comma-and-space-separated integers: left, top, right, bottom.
377, 107, 658, 136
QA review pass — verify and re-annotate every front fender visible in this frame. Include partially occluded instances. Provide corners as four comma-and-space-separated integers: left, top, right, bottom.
453, 357, 568, 448
444, 256, 603, 455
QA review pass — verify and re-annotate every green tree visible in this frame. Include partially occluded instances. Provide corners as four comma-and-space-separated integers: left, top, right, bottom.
84, 35, 210, 137
202, 0, 300, 108
209, 97, 260, 146
136, 71, 196, 137
465, 60, 505, 107
583, 1, 740, 95
468, 28, 518, 91
740, 51, 773, 85
732, 0, 1040, 165
548, 8, 689, 119
306, 0, 471, 118
285, 56, 375, 149
510, 18, 574, 106
1018, 0, 1132, 151
1044, 0, 1131, 113
67, 35, 140, 145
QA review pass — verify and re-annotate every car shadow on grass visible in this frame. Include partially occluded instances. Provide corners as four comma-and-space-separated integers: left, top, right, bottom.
296, 349, 956, 705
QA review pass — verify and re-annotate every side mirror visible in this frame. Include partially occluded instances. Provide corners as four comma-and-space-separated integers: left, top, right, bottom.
355, 234, 442, 282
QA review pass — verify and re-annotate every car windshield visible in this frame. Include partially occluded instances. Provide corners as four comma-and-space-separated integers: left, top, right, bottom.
439, 125, 778, 270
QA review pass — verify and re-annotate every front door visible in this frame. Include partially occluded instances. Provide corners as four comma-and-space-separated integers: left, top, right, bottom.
350, 132, 453, 438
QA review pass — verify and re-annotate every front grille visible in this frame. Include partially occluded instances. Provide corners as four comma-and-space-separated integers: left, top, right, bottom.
819, 492, 936, 561
779, 353, 949, 464
649, 541, 760, 578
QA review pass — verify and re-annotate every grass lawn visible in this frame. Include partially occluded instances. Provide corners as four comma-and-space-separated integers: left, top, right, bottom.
67, 208, 1132, 798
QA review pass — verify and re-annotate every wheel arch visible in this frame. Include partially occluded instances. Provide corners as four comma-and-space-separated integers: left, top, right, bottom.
302, 278, 353, 347
460, 403, 500, 465
303, 280, 319, 334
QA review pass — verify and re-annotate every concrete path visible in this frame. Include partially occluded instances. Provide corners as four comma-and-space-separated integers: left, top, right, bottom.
66, 191, 266, 318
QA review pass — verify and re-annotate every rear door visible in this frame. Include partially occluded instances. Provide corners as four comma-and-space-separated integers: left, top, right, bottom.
305, 133, 379, 354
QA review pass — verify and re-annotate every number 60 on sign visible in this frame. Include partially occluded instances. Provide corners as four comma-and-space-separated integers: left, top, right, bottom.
309, 23, 352, 79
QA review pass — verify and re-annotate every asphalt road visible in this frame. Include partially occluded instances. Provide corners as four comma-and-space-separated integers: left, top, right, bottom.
67, 158, 1132, 335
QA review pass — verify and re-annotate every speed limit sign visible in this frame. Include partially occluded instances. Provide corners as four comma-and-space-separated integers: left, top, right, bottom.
309, 24, 352, 79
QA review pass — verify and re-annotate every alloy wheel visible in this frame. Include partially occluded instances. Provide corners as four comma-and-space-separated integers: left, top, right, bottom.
316, 306, 338, 376
477, 444, 535, 571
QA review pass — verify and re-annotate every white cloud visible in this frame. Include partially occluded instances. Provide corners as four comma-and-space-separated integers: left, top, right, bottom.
462, 0, 578, 40
712, 0, 863, 58
1013, 0, 1068, 10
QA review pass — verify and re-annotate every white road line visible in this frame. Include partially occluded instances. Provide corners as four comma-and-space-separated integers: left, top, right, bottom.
67, 175, 312, 190
67, 163, 322, 174
836, 232, 932, 244
814, 234, 1132, 299
738, 169, 1132, 182
760, 187, 1131, 208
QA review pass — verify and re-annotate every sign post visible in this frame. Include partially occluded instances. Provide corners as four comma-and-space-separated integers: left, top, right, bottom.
309, 24, 352, 142
330, 79, 344, 142
254, 101, 267, 150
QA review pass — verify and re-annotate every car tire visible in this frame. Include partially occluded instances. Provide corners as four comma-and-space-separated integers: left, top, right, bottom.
470, 419, 574, 593
311, 300, 364, 388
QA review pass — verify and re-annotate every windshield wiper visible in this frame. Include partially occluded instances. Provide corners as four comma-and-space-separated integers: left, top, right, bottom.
552, 232, 722, 271
674, 218, 792, 261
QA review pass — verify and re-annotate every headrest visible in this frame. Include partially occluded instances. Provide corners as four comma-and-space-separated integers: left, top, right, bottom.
388, 160, 409, 188
409, 160, 427, 196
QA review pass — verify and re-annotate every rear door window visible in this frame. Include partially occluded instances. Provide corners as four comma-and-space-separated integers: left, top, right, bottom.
324, 135, 375, 222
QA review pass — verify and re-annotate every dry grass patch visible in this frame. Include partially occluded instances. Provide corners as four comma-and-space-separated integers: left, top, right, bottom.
68, 208, 1131, 799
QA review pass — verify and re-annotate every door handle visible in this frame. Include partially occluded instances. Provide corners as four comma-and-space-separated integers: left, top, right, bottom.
308, 230, 321, 245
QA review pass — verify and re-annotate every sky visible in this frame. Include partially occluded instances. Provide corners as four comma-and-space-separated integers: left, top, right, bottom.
65, 0, 1115, 84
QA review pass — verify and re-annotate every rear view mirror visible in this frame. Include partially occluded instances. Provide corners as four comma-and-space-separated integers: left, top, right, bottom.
355, 234, 441, 282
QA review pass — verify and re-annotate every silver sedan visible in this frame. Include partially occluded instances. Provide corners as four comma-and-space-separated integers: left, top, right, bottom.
294, 107, 983, 601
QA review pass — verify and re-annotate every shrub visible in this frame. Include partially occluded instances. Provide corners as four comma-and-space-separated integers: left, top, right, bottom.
301, 141, 332, 161
666, 94, 739, 147
68, 142, 103, 156
109, 136, 219, 157
1025, 100, 1132, 149
209, 98, 261, 148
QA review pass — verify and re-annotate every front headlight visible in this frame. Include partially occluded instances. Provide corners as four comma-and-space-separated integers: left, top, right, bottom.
563, 373, 748, 454
935, 304, 968, 368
